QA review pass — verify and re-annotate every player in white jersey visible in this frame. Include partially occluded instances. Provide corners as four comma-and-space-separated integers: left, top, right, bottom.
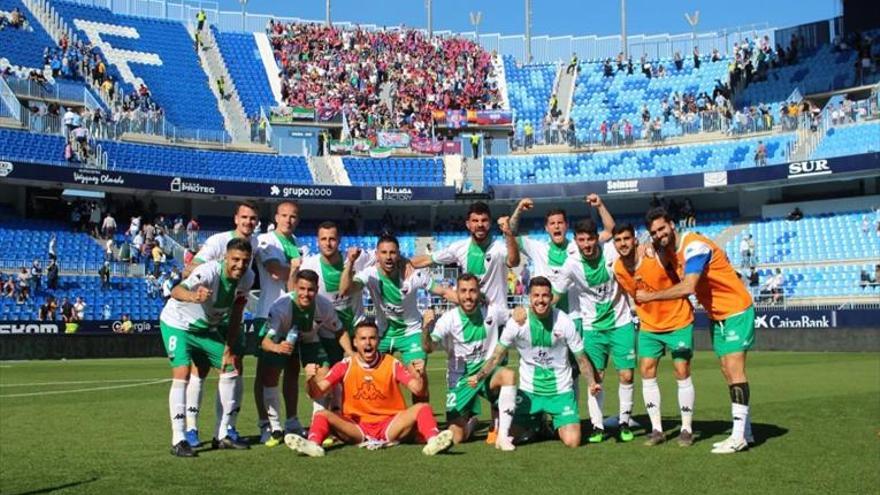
258, 269, 353, 446
421, 273, 518, 450
253, 201, 307, 443
340, 234, 451, 402
411, 201, 520, 324
159, 238, 254, 457
182, 201, 260, 448
553, 212, 639, 444
472, 276, 600, 448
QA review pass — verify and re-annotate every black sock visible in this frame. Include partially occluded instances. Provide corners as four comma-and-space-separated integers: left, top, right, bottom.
729, 382, 750, 406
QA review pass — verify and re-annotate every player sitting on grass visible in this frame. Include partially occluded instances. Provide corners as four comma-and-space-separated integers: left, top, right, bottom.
421, 273, 518, 451
257, 269, 352, 447
160, 238, 254, 457
284, 320, 454, 457
472, 276, 601, 448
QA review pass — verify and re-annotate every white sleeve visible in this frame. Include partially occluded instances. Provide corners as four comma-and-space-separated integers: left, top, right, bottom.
431, 242, 460, 265
354, 249, 376, 271
499, 320, 520, 348
602, 241, 619, 265
264, 295, 291, 342
236, 269, 255, 295
430, 313, 451, 342
194, 236, 222, 263
316, 296, 342, 334
413, 268, 435, 291
561, 314, 584, 354
256, 235, 284, 266
181, 262, 216, 290
553, 261, 575, 293
353, 266, 372, 287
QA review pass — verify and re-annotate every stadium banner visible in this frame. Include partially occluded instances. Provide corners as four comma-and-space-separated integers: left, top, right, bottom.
1, 161, 456, 201
270, 106, 315, 122
445, 110, 468, 129
411, 137, 443, 154
472, 110, 513, 125
693, 308, 880, 330
443, 140, 463, 154
490, 152, 880, 199
328, 139, 353, 153
377, 131, 412, 148
0, 320, 159, 335
368, 147, 393, 158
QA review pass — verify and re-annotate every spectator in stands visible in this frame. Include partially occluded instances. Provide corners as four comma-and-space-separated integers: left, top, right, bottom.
470, 134, 480, 158
787, 207, 804, 222
185, 217, 199, 249
151, 243, 165, 277
673, 51, 683, 71
681, 198, 696, 228
623, 119, 633, 145
196, 8, 207, 31
105, 237, 114, 262
98, 262, 111, 290
740, 234, 752, 269
754, 140, 767, 167
524, 122, 534, 149
146, 273, 158, 299
116, 314, 134, 333
763, 268, 784, 305
38, 296, 58, 322
217, 76, 226, 100
74, 297, 87, 321
2, 275, 14, 299
61, 297, 74, 323
693, 46, 701, 69
861, 269, 874, 289
875, 265, 880, 286
600, 121, 608, 145
47, 259, 59, 291
48, 234, 57, 261
30, 259, 42, 294
567, 53, 579, 74
749, 267, 760, 288
603, 58, 614, 77
102, 303, 111, 320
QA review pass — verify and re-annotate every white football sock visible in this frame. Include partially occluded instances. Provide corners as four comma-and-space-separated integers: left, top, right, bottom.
169, 379, 187, 446
677, 377, 695, 433
228, 375, 243, 429
587, 388, 605, 429
745, 414, 753, 440
618, 382, 634, 425
264, 386, 282, 432
216, 372, 238, 440
731, 403, 749, 441
642, 378, 662, 432
497, 386, 517, 441
184, 374, 203, 431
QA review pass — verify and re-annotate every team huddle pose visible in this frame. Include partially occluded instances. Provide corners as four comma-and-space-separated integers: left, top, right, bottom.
158, 196, 755, 457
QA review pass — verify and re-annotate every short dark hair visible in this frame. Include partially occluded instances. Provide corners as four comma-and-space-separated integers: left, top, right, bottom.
376, 233, 399, 249
317, 221, 338, 234
354, 318, 380, 335
226, 237, 253, 255
612, 223, 635, 237
296, 269, 319, 286
529, 276, 552, 292
235, 200, 260, 216
645, 207, 674, 228
545, 208, 567, 222
467, 201, 491, 219
457, 273, 480, 285
573, 218, 599, 237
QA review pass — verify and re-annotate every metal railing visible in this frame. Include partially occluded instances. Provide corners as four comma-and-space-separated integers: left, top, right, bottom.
0, 259, 145, 277
0, 76, 22, 121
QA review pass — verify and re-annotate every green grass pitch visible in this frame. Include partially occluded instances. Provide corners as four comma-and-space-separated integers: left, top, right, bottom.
1, 351, 878, 494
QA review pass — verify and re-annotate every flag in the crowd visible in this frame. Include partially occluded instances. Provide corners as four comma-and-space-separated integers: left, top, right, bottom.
369, 147, 393, 158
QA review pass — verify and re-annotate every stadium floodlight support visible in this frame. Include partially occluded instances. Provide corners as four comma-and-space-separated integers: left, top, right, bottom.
470, 11, 482, 44
239, 0, 248, 32
684, 10, 700, 45
620, 0, 627, 58
326, 0, 331, 26
425, 0, 433, 38
525, 0, 532, 63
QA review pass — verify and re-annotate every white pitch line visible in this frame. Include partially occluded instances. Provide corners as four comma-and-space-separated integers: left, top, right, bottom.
0, 379, 170, 398
0, 378, 166, 388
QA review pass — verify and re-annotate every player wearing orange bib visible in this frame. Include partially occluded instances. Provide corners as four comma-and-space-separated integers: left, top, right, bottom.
636, 208, 755, 454
612, 224, 695, 447
284, 320, 454, 456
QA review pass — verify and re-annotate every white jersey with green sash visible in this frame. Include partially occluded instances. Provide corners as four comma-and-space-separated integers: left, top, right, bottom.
518, 235, 579, 312
354, 266, 434, 340
301, 251, 374, 332
254, 231, 302, 318
432, 237, 509, 318
263, 292, 341, 344
160, 260, 254, 331
194, 230, 259, 265
499, 309, 582, 395
431, 306, 503, 388
554, 242, 632, 330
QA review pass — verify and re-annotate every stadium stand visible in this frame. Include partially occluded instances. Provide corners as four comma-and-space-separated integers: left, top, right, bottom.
0, 214, 105, 266
212, 27, 275, 118
484, 134, 795, 185
811, 120, 880, 159
569, 54, 729, 143
504, 56, 556, 143
50, 0, 226, 134
342, 157, 444, 186
0, 0, 55, 69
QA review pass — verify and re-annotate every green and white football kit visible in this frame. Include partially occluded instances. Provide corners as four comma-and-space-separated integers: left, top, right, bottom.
432, 238, 511, 324
518, 235, 579, 313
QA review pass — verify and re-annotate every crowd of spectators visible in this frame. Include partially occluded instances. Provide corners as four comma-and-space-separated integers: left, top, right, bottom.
0, 7, 28, 30
267, 21, 502, 139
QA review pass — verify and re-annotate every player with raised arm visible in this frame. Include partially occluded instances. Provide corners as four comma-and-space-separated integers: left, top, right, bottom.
339, 234, 451, 401
636, 207, 756, 454
253, 201, 306, 444
182, 201, 260, 448
421, 273, 518, 450
160, 238, 254, 457
411, 201, 520, 324
284, 320, 454, 457
473, 276, 601, 448
551, 206, 638, 444
611, 223, 696, 447
257, 269, 353, 447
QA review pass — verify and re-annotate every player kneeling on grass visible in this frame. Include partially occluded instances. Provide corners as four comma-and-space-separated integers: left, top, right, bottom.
257, 269, 352, 447
421, 273, 518, 450
472, 276, 601, 448
160, 238, 254, 457
285, 320, 454, 457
